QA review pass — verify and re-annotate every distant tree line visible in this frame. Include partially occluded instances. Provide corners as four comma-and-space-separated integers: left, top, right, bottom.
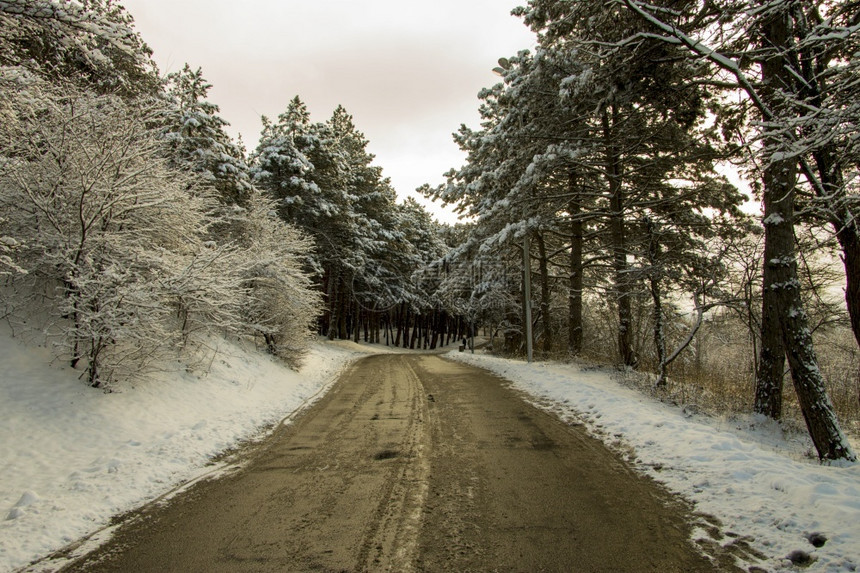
249, 96, 476, 348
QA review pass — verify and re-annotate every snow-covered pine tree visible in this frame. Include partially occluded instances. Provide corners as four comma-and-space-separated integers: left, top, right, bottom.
0, 0, 159, 95
161, 64, 253, 207
520, 0, 747, 370
253, 97, 352, 337
435, 3, 746, 368
253, 99, 445, 342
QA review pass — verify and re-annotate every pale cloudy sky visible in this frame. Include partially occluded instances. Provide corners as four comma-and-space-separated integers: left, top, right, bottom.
121, 0, 537, 223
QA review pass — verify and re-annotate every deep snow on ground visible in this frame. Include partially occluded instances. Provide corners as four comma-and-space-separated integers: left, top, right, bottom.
448, 350, 860, 573
0, 330, 375, 572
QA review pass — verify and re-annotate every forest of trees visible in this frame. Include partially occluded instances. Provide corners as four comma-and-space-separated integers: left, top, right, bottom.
1, 0, 857, 461
249, 96, 474, 349
0, 0, 473, 389
427, 0, 858, 461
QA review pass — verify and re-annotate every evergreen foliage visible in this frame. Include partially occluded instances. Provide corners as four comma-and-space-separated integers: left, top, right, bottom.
251, 98, 452, 344
612, 0, 858, 462
0, 0, 159, 95
426, 0, 856, 460
1, 0, 854, 460
161, 64, 254, 207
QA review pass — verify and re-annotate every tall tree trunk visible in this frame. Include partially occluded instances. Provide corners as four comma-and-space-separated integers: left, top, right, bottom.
647, 220, 667, 387
755, 286, 786, 418
424, 315, 431, 349
536, 232, 552, 353
521, 245, 531, 357
754, 9, 855, 461
603, 107, 635, 367
568, 183, 584, 356
403, 306, 412, 349
409, 313, 419, 349
754, 6, 805, 421
811, 145, 860, 350
651, 278, 666, 386
385, 312, 392, 346
394, 303, 404, 347
791, 10, 860, 351
842, 236, 860, 346
353, 302, 361, 343
337, 282, 348, 340
326, 267, 339, 340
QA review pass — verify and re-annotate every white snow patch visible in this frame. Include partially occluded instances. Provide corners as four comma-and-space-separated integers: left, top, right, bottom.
447, 350, 860, 573
763, 212, 786, 225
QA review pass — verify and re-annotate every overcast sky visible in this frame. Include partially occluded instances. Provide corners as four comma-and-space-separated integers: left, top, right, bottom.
121, 0, 537, 223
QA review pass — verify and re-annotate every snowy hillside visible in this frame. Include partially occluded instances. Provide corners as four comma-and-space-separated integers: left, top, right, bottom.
448, 351, 860, 573
0, 329, 366, 572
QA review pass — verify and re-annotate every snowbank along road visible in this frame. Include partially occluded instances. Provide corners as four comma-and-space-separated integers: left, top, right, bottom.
55, 354, 739, 572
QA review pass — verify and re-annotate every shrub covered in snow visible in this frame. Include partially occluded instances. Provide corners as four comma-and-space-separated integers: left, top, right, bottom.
0, 71, 320, 385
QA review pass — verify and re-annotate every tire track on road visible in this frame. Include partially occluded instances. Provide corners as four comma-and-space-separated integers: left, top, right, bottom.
55, 353, 736, 572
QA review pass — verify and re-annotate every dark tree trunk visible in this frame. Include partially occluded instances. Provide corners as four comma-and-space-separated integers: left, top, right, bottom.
385, 313, 392, 346
430, 308, 441, 350
754, 7, 805, 421
754, 10, 855, 461
409, 313, 419, 349
790, 12, 860, 352
521, 252, 531, 356
394, 303, 404, 347
424, 315, 431, 349
834, 224, 860, 347
536, 232, 552, 353
811, 145, 860, 350
755, 286, 786, 419
326, 267, 340, 340
603, 107, 635, 367
403, 307, 413, 349
765, 193, 853, 459
337, 285, 348, 340
647, 220, 667, 387
353, 302, 361, 343
568, 187, 584, 356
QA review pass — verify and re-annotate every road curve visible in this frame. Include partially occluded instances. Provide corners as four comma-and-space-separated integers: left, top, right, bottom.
57, 354, 733, 572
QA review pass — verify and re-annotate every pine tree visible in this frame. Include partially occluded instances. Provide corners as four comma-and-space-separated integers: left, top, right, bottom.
161, 64, 253, 206
0, 0, 159, 95
434, 2, 746, 369
252, 98, 442, 340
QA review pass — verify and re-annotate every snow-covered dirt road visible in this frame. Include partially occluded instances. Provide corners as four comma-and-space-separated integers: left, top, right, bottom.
53, 354, 739, 572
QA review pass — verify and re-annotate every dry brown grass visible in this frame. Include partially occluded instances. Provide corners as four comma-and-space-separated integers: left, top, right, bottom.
555, 306, 860, 440
482, 296, 859, 441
